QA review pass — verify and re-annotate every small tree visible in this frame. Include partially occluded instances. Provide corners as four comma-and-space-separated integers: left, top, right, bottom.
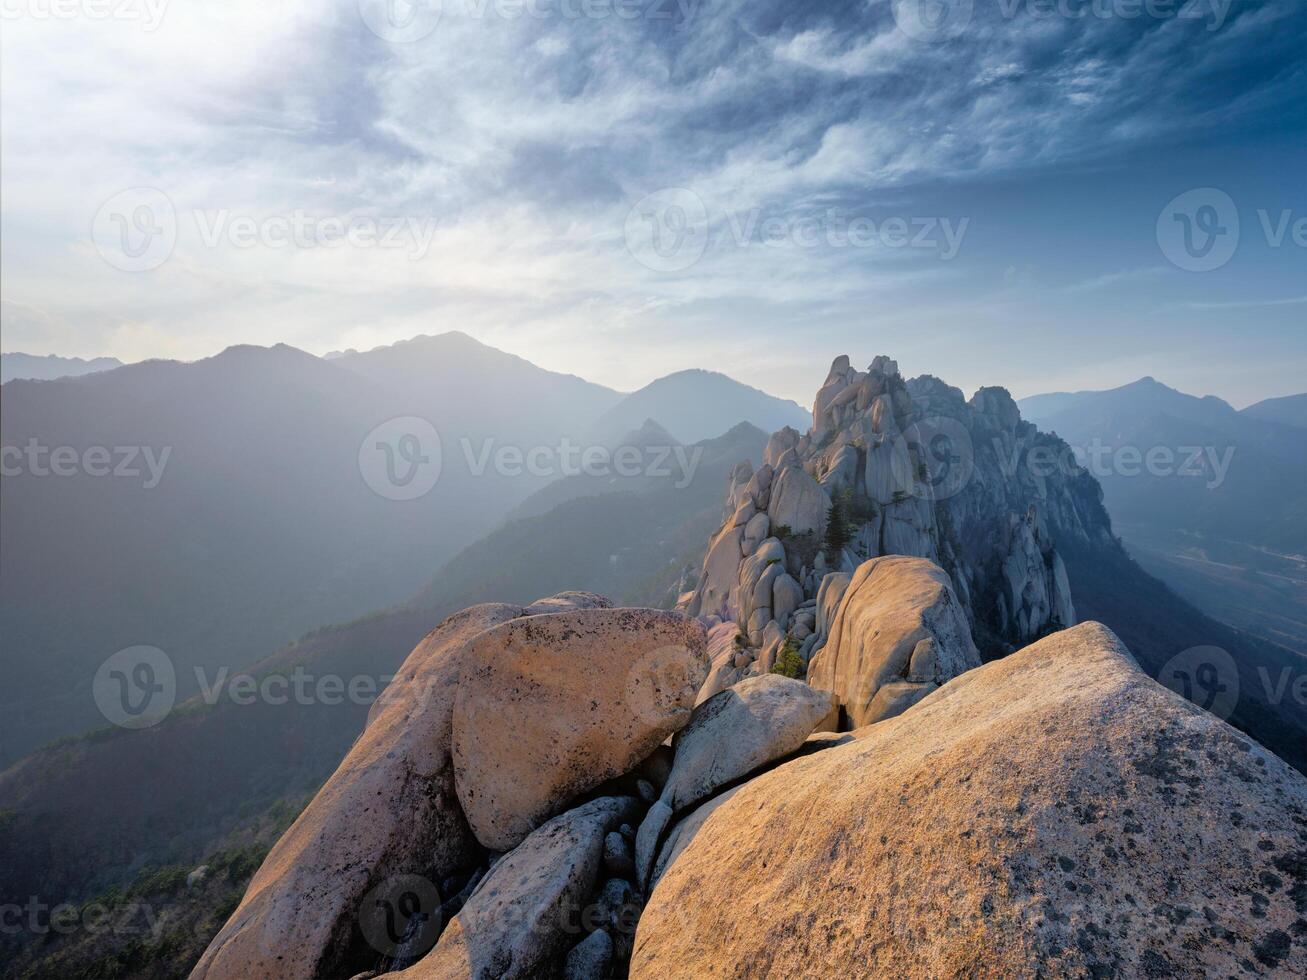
825, 489, 852, 555
771, 640, 806, 679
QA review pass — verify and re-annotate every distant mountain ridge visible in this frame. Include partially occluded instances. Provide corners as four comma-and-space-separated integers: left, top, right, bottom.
1019, 377, 1307, 650
1019, 376, 1243, 429
591, 368, 809, 445
0, 334, 812, 764
0, 332, 620, 764
1243, 391, 1307, 429
1019, 376, 1307, 551
1, 351, 123, 383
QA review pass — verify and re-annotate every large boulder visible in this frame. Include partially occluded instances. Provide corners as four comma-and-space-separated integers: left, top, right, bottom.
807, 556, 979, 728
763, 426, 801, 468
635, 675, 833, 888
453, 608, 708, 851
191, 602, 530, 980
396, 796, 642, 980
632, 623, 1307, 978
814, 571, 850, 641
661, 674, 834, 813
771, 573, 804, 628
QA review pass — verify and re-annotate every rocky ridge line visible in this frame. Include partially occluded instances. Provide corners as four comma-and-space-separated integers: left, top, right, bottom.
683, 353, 1101, 718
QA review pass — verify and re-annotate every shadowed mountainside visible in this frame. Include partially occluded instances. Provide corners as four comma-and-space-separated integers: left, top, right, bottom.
0, 422, 768, 938
1020, 377, 1307, 651
589, 368, 809, 445
0, 332, 619, 764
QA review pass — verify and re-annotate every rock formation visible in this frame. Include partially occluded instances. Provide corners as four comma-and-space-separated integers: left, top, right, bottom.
452, 607, 707, 851
194, 580, 1307, 980
190, 592, 683, 980
191, 601, 529, 980
807, 555, 980, 727
190, 358, 1304, 980
392, 796, 642, 980
685, 354, 1101, 674
633, 622, 1307, 977
634, 674, 835, 888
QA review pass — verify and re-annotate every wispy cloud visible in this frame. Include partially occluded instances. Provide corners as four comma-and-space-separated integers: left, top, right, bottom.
1169, 294, 1307, 311
1065, 266, 1168, 293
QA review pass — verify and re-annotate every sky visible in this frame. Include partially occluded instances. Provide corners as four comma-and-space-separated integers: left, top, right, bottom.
1, 0, 1304, 407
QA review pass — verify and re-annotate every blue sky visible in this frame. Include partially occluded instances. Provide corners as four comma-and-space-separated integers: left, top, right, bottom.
1, 0, 1303, 406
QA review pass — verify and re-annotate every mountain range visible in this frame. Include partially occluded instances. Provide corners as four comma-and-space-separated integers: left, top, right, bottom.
0, 335, 813, 764
0, 352, 125, 384
1243, 391, 1307, 429
588, 369, 808, 445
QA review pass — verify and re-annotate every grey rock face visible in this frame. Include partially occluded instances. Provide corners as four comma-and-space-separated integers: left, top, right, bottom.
403, 796, 640, 980
563, 929, 613, 980
661, 674, 835, 812
684, 353, 1106, 656
634, 800, 673, 891
604, 831, 636, 880
766, 464, 829, 537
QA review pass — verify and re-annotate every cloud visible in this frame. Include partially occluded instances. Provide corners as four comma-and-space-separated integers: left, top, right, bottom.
1065, 266, 1168, 293
1, 0, 1303, 393
1169, 294, 1307, 311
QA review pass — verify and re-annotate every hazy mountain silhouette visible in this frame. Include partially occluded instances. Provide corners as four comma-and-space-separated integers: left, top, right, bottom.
0, 421, 768, 914
1019, 377, 1307, 552
0, 332, 619, 764
1020, 377, 1307, 650
1243, 391, 1307, 429
1, 352, 123, 384
591, 368, 809, 445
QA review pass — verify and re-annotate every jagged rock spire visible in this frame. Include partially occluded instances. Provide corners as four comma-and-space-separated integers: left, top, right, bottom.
686, 354, 1106, 662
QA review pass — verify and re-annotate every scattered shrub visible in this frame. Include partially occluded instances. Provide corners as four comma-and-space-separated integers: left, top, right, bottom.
770, 641, 806, 679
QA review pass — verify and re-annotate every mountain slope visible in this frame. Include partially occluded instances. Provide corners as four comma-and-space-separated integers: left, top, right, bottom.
0, 421, 767, 929
1018, 377, 1307, 552
591, 368, 808, 445
1, 352, 123, 384
0, 333, 619, 764
1243, 391, 1307, 429
1019, 377, 1307, 650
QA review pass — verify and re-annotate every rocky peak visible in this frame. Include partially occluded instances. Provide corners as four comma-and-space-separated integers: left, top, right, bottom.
686, 353, 1113, 662
969, 385, 1022, 431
